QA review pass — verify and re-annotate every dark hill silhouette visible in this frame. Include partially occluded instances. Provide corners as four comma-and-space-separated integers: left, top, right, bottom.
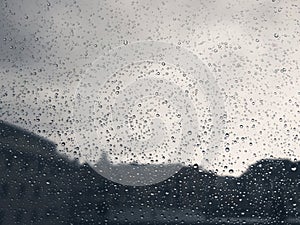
0, 120, 300, 224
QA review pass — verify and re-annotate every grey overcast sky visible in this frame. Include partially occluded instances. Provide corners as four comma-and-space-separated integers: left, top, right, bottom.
1, 0, 300, 176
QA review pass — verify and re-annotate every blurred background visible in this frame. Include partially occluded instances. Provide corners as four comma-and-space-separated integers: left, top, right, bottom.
1, 0, 300, 224
1, 120, 300, 224
1, 0, 300, 175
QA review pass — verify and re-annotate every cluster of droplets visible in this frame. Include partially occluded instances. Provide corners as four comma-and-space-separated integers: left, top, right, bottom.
1, 0, 299, 179
93, 60, 211, 166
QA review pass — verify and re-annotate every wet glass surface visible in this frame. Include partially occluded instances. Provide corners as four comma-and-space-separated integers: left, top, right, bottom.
1, 0, 300, 224
1, 121, 300, 224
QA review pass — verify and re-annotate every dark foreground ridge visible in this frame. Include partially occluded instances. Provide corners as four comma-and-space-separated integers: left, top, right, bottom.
0, 120, 300, 225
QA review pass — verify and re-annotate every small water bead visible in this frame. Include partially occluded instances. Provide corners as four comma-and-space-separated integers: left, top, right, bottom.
280, 68, 286, 73
291, 165, 297, 171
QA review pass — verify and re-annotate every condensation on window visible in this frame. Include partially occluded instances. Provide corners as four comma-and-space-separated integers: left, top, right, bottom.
0, 0, 300, 224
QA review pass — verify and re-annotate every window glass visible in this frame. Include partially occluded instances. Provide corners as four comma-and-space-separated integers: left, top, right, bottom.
1, 0, 299, 224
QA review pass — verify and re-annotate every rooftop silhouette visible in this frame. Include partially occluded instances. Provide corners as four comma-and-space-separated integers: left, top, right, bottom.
0, 120, 299, 224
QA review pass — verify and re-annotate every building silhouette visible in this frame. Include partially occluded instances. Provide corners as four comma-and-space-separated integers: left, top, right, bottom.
0, 120, 300, 224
